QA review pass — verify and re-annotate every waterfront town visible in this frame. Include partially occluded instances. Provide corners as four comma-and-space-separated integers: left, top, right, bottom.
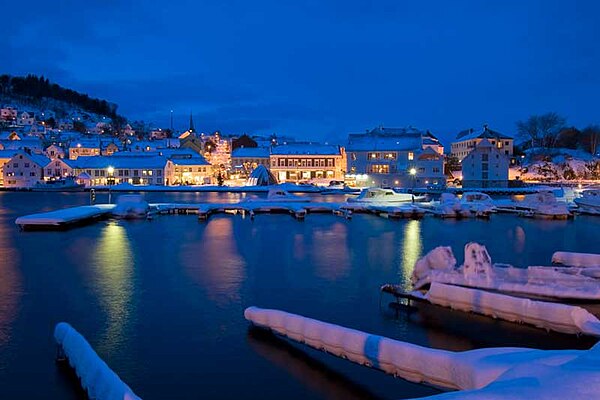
1, 102, 598, 191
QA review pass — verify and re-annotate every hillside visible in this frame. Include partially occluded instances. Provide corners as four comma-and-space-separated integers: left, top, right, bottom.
513, 148, 600, 181
0, 74, 125, 124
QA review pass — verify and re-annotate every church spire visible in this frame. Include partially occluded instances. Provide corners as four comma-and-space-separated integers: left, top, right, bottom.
189, 112, 195, 133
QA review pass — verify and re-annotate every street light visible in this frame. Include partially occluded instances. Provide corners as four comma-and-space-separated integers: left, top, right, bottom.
409, 167, 417, 189
107, 166, 115, 203
409, 168, 416, 175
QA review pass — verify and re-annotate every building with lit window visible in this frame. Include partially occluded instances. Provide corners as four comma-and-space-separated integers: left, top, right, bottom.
71, 155, 167, 186
270, 144, 346, 183
462, 139, 509, 188
165, 154, 213, 185
451, 124, 513, 161
3, 151, 50, 188
346, 126, 445, 188
68, 139, 101, 160
231, 147, 271, 177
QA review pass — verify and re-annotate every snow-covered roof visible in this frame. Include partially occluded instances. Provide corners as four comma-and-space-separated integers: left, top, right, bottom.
0, 149, 18, 159
456, 125, 513, 141
71, 155, 167, 169
168, 155, 210, 166
346, 126, 440, 152
12, 151, 51, 167
231, 147, 271, 158
271, 143, 341, 155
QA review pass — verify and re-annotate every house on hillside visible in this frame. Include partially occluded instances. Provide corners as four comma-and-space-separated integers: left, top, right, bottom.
0, 106, 18, 122
44, 144, 66, 159
69, 139, 101, 159
462, 139, 509, 188
19, 111, 35, 126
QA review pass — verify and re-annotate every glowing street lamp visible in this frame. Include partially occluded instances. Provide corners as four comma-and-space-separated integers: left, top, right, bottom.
107, 166, 115, 175
409, 168, 417, 175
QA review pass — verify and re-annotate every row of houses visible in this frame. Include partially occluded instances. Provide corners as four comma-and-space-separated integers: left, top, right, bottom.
2, 150, 213, 188
0, 123, 515, 189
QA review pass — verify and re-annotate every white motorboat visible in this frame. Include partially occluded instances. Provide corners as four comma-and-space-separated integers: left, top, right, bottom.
347, 187, 420, 204
495, 190, 571, 219
460, 192, 496, 214
574, 189, 600, 215
113, 195, 149, 219
31, 176, 84, 192
320, 180, 361, 195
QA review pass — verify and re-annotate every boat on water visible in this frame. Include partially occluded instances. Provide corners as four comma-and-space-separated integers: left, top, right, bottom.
31, 177, 84, 192
433, 192, 495, 218
574, 189, 600, 215
112, 195, 149, 219
495, 190, 571, 219
320, 180, 361, 195
410, 243, 600, 302
347, 187, 423, 204
248, 188, 312, 203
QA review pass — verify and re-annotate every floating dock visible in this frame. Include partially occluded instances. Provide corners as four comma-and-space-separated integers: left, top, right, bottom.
15, 204, 115, 230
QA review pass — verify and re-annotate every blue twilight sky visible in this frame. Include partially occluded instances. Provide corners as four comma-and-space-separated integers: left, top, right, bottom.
2, 0, 599, 144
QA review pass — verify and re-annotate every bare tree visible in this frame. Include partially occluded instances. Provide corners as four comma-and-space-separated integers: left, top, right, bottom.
516, 112, 566, 151
582, 125, 600, 155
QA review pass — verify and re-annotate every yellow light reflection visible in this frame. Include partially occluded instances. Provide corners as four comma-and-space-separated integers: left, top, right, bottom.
92, 222, 134, 355
184, 218, 245, 305
400, 220, 423, 290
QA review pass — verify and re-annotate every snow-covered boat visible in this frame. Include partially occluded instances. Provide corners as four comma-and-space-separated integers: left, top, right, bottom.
347, 187, 422, 204
320, 180, 361, 195
31, 176, 84, 192
112, 195, 149, 219
433, 192, 494, 218
574, 189, 600, 215
495, 190, 571, 219
264, 188, 311, 202
410, 243, 600, 301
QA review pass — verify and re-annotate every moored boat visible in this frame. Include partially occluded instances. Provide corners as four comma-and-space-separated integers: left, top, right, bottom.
31, 177, 85, 192
347, 187, 423, 204
574, 189, 600, 215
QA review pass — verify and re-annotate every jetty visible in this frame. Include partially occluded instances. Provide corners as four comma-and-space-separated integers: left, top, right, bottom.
15, 204, 115, 230
245, 306, 600, 399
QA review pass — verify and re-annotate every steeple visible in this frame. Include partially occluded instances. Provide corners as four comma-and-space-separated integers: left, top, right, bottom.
189, 112, 195, 133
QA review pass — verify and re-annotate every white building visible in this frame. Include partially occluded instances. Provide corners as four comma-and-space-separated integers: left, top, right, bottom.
0, 106, 18, 122
451, 125, 514, 161
44, 158, 74, 179
72, 155, 167, 186
346, 126, 445, 188
3, 152, 50, 188
19, 112, 36, 126
165, 154, 213, 185
462, 139, 509, 188
44, 144, 66, 159
69, 139, 101, 160
270, 143, 346, 183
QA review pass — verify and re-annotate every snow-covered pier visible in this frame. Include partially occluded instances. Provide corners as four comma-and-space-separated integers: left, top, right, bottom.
15, 204, 115, 229
245, 306, 600, 399
54, 322, 141, 400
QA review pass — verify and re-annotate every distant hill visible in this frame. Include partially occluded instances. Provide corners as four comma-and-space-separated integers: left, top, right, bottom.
0, 74, 125, 124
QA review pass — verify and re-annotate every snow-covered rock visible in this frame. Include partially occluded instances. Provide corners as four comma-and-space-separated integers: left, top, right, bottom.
552, 251, 600, 268
411, 246, 456, 286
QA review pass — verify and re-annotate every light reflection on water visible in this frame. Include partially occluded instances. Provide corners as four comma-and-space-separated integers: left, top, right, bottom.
400, 220, 423, 291
0, 192, 599, 399
91, 222, 136, 355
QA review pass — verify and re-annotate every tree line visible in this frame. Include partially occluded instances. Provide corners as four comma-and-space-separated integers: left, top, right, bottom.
516, 112, 599, 155
0, 74, 124, 123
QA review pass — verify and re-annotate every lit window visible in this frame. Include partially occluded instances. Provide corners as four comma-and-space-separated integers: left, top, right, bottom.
408, 152, 414, 160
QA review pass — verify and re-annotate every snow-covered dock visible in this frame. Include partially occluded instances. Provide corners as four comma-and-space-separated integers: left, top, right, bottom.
382, 282, 600, 337
15, 204, 115, 229
552, 251, 600, 268
245, 306, 600, 399
54, 322, 141, 400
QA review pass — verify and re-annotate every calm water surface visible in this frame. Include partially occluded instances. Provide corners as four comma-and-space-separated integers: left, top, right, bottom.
0, 191, 599, 399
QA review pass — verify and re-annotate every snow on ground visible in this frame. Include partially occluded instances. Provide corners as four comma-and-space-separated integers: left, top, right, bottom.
515, 148, 600, 182
245, 306, 600, 399
54, 323, 141, 400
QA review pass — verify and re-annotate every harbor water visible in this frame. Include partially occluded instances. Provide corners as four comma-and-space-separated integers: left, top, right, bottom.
0, 191, 599, 399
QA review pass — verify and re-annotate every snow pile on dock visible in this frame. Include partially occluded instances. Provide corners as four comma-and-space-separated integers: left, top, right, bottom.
245, 306, 600, 398
552, 251, 600, 268
411, 243, 600, 300
54, 323, 141, 400
427, 282, 600, 336
15, 205, 115, 226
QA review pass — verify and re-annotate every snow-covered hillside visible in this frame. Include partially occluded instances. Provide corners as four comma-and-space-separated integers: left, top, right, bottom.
513, 148, 600, 181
